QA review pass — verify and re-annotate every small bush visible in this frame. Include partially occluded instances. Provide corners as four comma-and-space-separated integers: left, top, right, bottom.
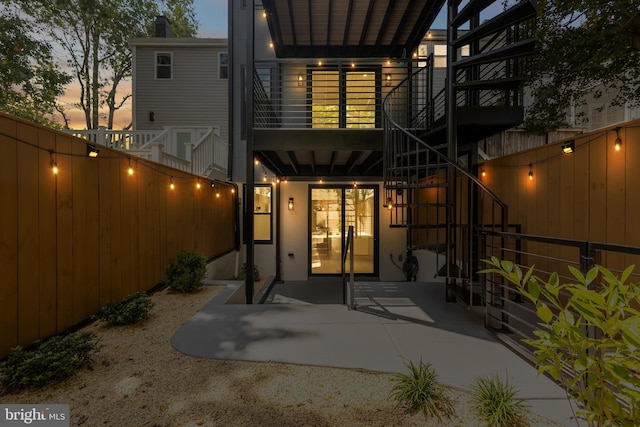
389, 358, 455, 422
471, 373, 530, 427
96, 292, 153, 325
232, 263, 261, 282
165, 250, 207, 293
0, 331, 99, 392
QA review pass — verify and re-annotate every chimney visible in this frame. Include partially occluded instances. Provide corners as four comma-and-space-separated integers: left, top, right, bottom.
155, 16, 174, 38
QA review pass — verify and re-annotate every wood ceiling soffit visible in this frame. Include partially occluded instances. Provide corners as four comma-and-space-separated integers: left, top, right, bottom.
285, 0, 297, 54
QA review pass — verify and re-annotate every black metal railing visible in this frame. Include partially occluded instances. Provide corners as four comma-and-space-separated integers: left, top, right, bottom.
253, 58, 417, 129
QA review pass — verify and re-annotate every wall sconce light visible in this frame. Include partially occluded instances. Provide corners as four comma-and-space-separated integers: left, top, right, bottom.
561, 140, 575, 154
528, 164, 533, 181
288, 197, 294, 210
298, 73, 303, 86
149, 111, 155, 122
615, 127, 622, 151
87, 144, 100, 158
263, 172, 267, 182
385, 73, 391, 86
385, 197, 393, 209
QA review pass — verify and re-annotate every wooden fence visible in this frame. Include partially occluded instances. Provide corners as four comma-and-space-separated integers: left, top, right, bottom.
0, 113, 236, 357
481, 119, 640, 276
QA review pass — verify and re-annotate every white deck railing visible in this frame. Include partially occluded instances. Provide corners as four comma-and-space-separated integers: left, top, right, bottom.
67, 126, 228, 178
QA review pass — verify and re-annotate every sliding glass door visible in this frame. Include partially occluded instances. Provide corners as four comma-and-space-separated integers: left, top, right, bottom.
310, 186, 377, 275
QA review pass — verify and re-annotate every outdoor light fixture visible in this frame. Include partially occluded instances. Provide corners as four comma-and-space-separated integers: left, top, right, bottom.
211, 181, 215, 188
87, 144, 99, 158
615, 127, 622, 152
298, 73, 303, 86
561, 140, 575, 154
263, 172, 267, 182
50, 152, 58, 175
481, 170, 486, 178
196, 180, 201, 189
288, 197, 294, 210
386, 198, 393, 210
528, 164, 533, 181
149, 111, 155, 122
385, 74, 392, 86
127, 158, 134, 176
170, 177, 175, 190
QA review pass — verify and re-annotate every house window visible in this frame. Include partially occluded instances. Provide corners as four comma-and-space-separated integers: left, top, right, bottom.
156, 52, 172, 79
253, 184, 272, 243
219, 53, 229, 79
434, 44, 447, 68
311, 68, 379, 128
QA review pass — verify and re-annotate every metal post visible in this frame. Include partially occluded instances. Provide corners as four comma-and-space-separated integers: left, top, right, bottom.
348, 226, 355, 310
245, 2, 255, 304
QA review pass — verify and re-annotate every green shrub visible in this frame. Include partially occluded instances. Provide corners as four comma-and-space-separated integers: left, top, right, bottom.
389, 358, 455, 422
96, 292, 153, 325
482, 258, 640, 426
165, 250, 207, 293
0, 331, 99, 392
232, 263, 261, 282
471, 373, 530, 427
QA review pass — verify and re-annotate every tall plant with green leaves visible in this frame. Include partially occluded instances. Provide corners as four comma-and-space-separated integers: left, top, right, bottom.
482, 258, 640, 426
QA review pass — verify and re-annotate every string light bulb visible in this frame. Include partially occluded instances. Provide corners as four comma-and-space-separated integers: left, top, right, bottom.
196, 180, 201, 189
50, 152, 58, 175
170, 177, 175, 190
263, 172, 267, 182
615, 127, 622, 152
481, 170, 486, 178
127, 158, 134, 176
528, 164, 533, 181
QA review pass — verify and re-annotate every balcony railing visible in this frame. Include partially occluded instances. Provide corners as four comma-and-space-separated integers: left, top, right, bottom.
68, 126, 228, 178
253, 58, 425, 130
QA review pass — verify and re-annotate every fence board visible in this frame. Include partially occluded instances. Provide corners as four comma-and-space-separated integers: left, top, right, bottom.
55, 134, 74, 331
0, 125, 19, 352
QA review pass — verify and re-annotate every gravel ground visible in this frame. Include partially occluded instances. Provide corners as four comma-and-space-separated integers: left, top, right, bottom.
0, 285, 564, 426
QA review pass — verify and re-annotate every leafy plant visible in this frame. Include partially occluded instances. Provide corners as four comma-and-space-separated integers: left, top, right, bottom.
389, 358, 455, 422
471, 373, 530, 427
0, 331, 99, 392
96, 292, 153, 325
481, 257, 640, 426
165, 250, 207, 293
232, 263, 261, 282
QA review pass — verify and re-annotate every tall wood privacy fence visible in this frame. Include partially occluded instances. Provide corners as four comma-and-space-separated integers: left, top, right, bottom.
0, 113, 236, 357
481, 119, 640, 276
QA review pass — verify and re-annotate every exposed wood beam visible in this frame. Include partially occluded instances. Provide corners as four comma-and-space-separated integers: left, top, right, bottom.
326, 0, 333, 51
328, 150, 338, 175
260, 151, 286, 176
308, 0, 314, 52
310, 151, 316, 174
264, 0, 284, 57
286, 0, 298, 55
361, 152, 383, 174
254, 129, 383, 151
344, 0, 356, 55
404, 0, 447, 55
285, 150, 300, 175
374, 0, 397, 49
390, 0, 419, 50
345, 151, 364, 175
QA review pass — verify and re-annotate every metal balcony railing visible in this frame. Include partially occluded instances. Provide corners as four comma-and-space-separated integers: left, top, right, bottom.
253, 58, 420, 130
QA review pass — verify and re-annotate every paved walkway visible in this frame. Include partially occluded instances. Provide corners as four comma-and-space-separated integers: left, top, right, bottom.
171, 281, 578, 425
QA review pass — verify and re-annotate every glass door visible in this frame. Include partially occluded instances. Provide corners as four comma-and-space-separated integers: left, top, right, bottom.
310, 186, 377, 275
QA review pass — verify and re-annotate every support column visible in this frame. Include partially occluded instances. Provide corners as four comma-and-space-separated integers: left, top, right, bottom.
245, 2, 255, 304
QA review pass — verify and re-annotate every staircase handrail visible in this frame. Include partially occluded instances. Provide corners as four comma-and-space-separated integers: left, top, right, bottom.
382, 74, 508, 214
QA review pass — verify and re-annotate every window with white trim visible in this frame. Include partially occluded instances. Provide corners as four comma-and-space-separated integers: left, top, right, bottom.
156, 52, 172, 79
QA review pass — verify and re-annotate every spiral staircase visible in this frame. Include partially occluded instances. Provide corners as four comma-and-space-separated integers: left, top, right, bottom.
383, 0, 537, 304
